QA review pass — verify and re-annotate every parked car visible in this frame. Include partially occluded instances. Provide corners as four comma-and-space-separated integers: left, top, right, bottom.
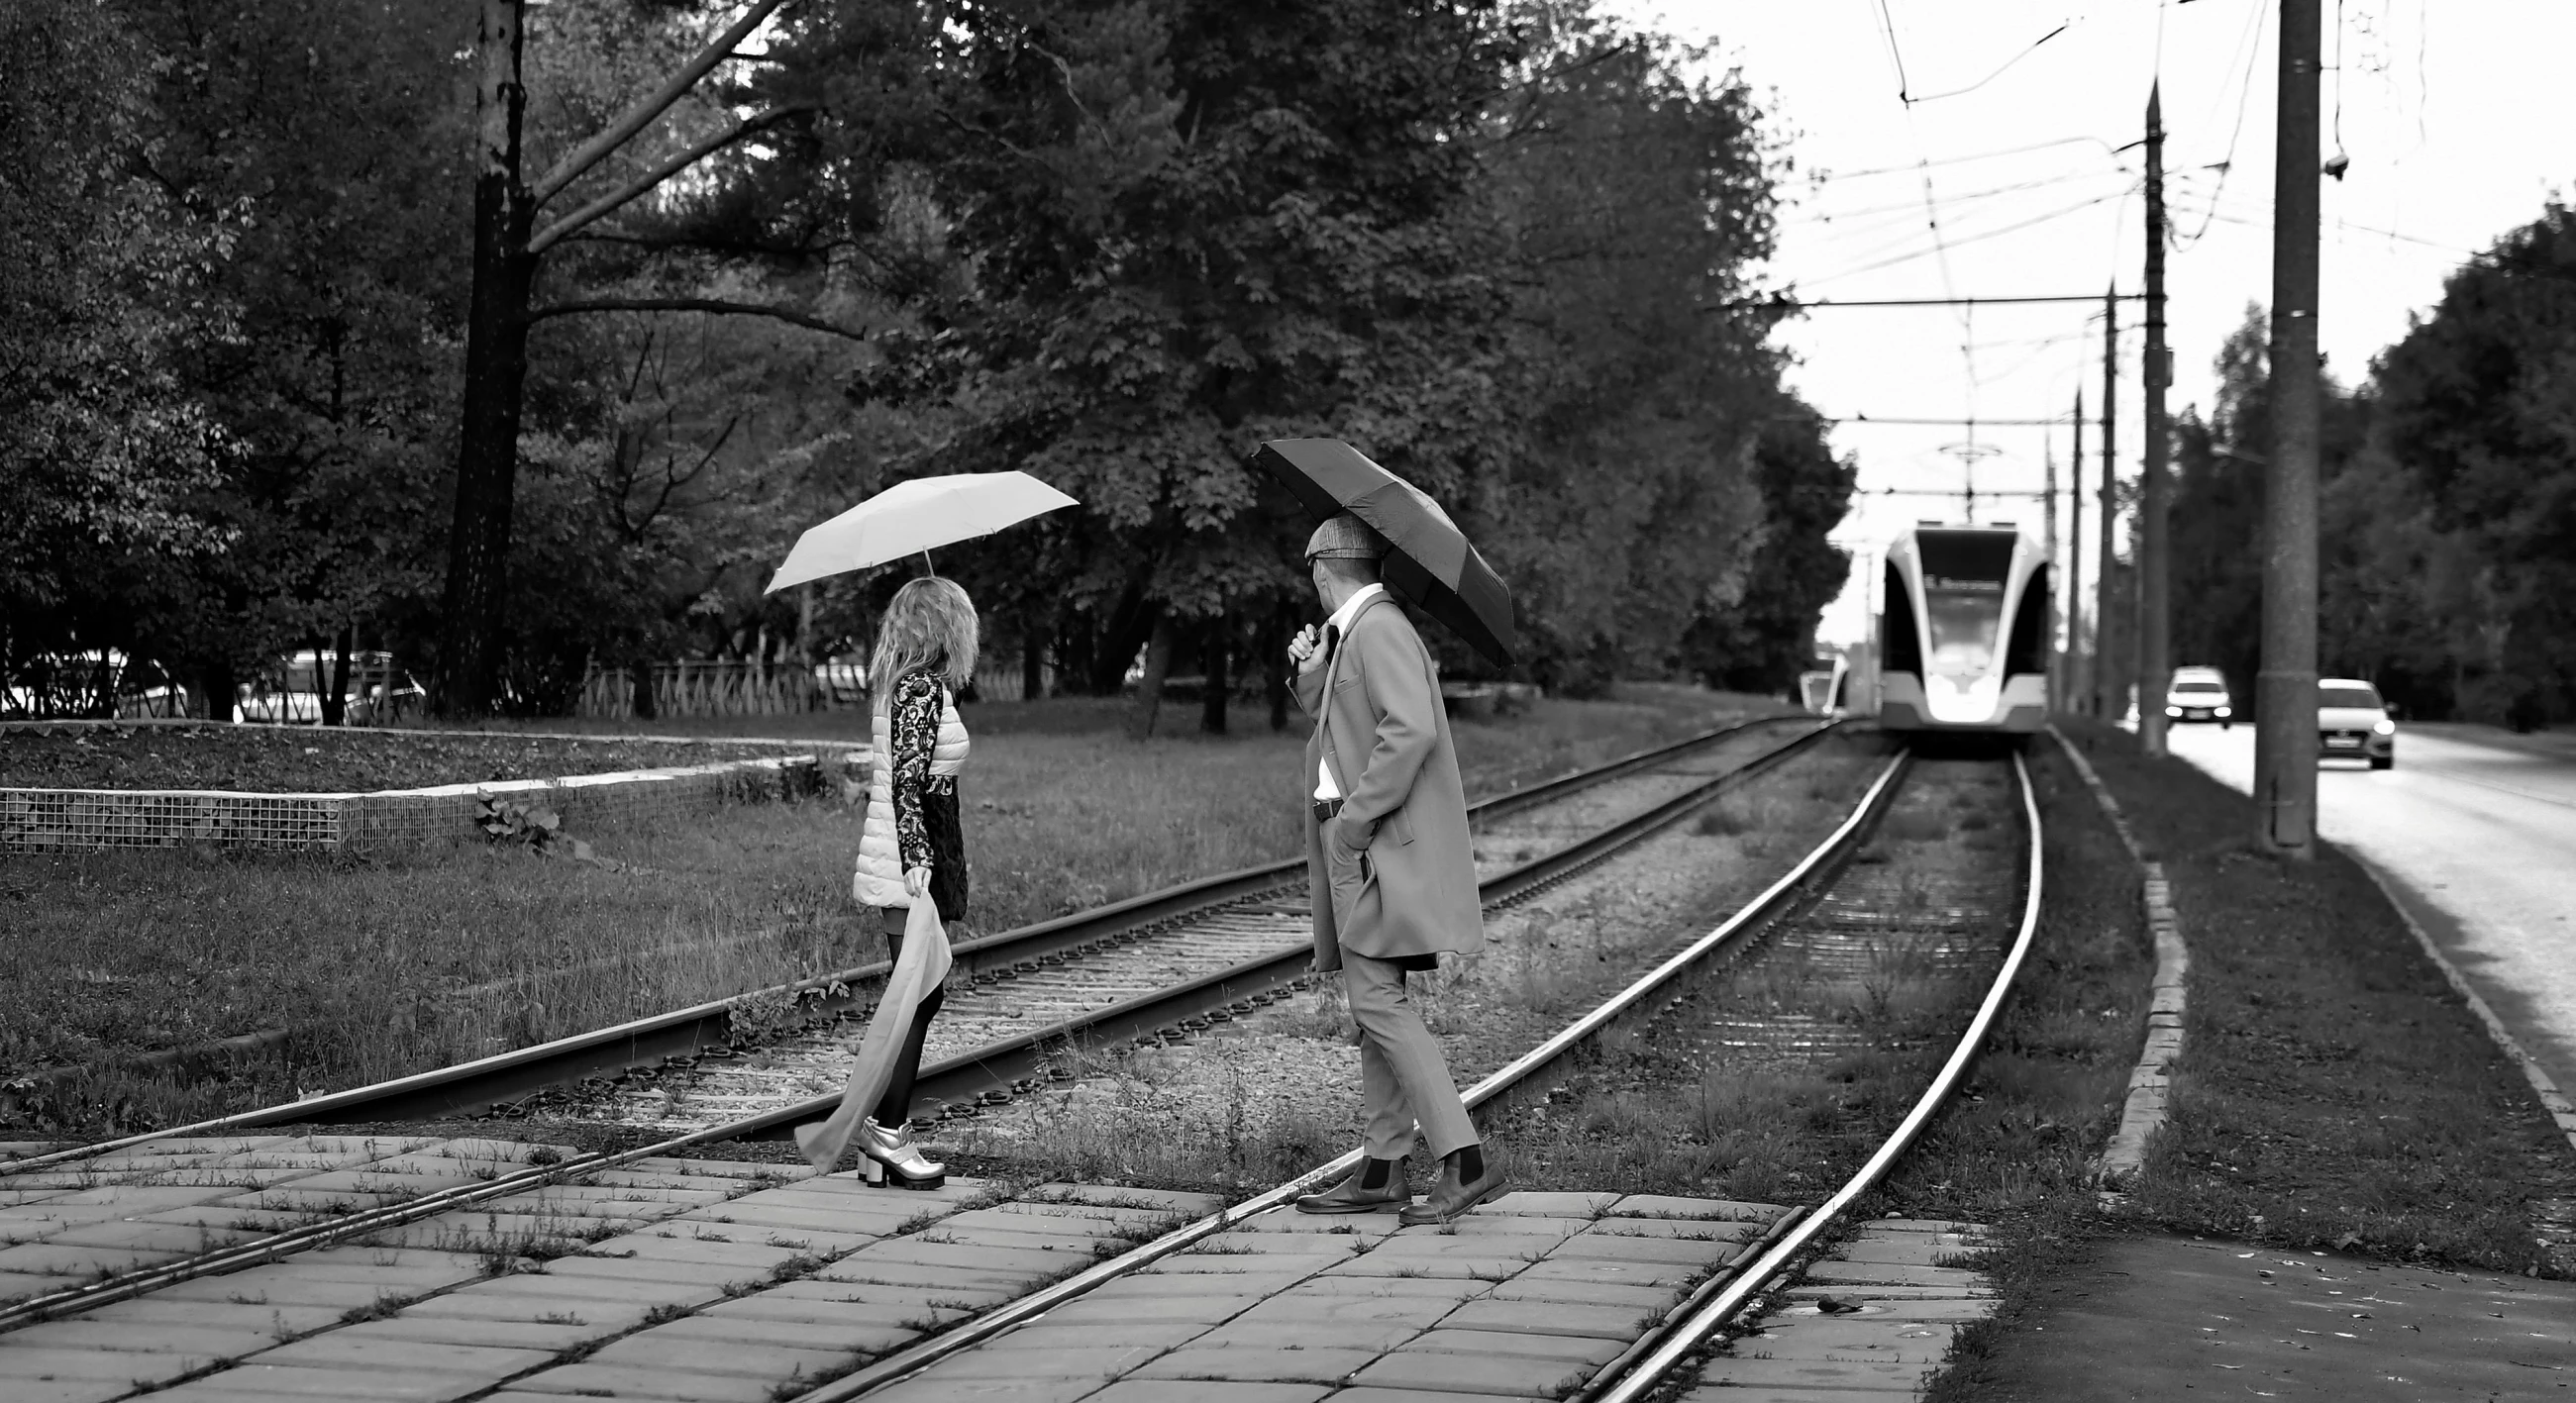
236, 651, 426, 725
2, 650, 190, 719
2164, 665, 2233, 727
2318, 676, 2396, 769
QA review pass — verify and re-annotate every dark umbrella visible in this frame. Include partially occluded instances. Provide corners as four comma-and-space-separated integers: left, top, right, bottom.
1250, 438, 1516, 666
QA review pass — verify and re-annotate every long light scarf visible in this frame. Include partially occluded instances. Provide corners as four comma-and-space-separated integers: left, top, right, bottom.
794, 896, 954, 1173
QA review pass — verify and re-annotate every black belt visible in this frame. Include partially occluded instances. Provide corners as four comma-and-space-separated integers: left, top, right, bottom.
1312, 797, 1344, 825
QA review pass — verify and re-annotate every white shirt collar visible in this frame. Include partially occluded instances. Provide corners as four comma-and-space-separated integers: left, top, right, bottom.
1324, 582, 1386, 637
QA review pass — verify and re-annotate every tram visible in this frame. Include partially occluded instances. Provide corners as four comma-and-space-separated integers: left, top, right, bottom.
1873, 523, 2050, 738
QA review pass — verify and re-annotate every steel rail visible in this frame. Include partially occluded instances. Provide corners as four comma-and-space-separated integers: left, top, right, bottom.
1573, 750, 2045, 1403
0, 719, 1845, 1331
791, 749, 1916, 1403
2, 714, 1821, 1176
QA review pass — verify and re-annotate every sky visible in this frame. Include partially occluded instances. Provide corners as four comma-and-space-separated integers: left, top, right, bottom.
1600, 1, 2575, 647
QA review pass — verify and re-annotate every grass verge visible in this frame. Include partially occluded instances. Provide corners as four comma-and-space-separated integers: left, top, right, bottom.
1, 685, 1787, 1136
1915, 721, 2575, 1401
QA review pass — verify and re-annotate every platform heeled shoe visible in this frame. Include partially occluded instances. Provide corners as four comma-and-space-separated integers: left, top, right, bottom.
859, 1117, 947, 1189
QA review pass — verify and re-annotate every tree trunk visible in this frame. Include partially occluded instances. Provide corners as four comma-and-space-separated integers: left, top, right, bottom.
1265, 598, 1292, 732
1091, 577, 1157, 695
630, 658, 658, 720
433, 0, 534, 719
200, 657, 238, 724
1021, 606, 1047, 700
1200, 613, 1229, 734
1126, 610, 1174, 741
320, 629, 353, 727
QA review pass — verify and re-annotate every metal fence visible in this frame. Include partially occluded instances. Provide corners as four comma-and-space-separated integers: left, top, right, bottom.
576, 657, 1056, 717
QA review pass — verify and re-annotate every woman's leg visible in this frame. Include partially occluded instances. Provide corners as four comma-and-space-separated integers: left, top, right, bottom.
873, 903, 945, 1126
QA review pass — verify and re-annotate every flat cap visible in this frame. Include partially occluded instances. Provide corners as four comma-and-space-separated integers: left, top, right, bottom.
1304, 512, 1386, 561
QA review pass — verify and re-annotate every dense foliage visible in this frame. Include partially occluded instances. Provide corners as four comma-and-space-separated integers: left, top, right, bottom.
2169, 206, 2576, 728
4, 0, 1851, 720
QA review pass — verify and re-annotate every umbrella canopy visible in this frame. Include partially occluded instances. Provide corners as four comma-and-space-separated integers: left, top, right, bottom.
1250, 439, 1516, 665
765, 471, 1079, 594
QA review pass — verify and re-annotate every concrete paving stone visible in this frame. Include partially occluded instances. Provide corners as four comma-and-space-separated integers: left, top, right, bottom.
1152, 1251, 1351, 1274
711, 1226, 886, 1257
1548, 1234, 1738, 1267
1832, 1240, 1983, 1266
248, 1333, 561, 1375
1673, 1389, 1916, 1402
1225, 1216, 1399, 1240
1231, 1291, 1465, 1329
92, 1363, 499, 1402
1800, 1261, 1983, 1288
574, 1233, 816, 1270
582, 1330, 858, 1379
1605, 1196, 1785, 1223
1033, 1291, 1269, 1328
78, 1296, 351, 1335
681, 1203, 929, 1239
1407, 1328, 1629, 1365
1366, 1234, 1558, 1260
1129, 1345, 1383, 1385
1478, 1277, 1675, 1311
948, 1206, 1143, 1238
1694, 1357, 1926, 1391
1322, 1253, 1531, 1280
41, 1218, 248, 1255
1436, 1297, 1652, 1340
1857, 1219, 1977, 1234
0, 1241, 190, 1277
507, 1362, 789, 1402
1736, 1318, 1955, 1364
994, 1201, 1190, 1230
130, 1205, 312, 1235
580, 1168, 767, 1193
0, 1376, 128, 1402
0, 1345, 209, 1384
810, 1259, 1035, 1299
649, 1309, 919, 1353
442, 1271, 726, 1307
1272, 1275, 1488, 1303
1403, 1217, 1581, 1244
922, 1342, 1171, 1380
866, 1376, 1108, 1403
993, 1320, 1212, 1353
248, 1167, 483, 1196
1329, 1391, 1550, 1403
1105, 1267, 1323, 1297
153, 1273, 419, 1310
1186, 1235, 1363, 1258
24, 1184, 248, 1212
400, 1292, 665, 1333
635, 1155, 816, 1180
740, 1276, 975, 1310
1023, 1183, 1228, 1216
0, 1319, 288, 1357
703, 1291, 956, 1331
474, 1185, 727, 1215
0, 1270, 77, 1303
1346, 1349, 1593, 1397
276, 1245, 495, 1279
534, 1253, 770, 1287
1508, 1256, 1700, 1291
1084, 1383, 1329, 1403
202, 1187, 412, 1215
836, 1240, 1072, 1276
1583, 1217, 1763, 1245
1185, 1316, 1420, 1352
913, 1224, 1121, 1256
328, 1313, 606, 1353
1468, 1191, 1619, 1220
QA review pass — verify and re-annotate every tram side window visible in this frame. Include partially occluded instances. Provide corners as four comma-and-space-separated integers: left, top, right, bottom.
1883, 560, 1922, 674
2004, 563, 2050, 677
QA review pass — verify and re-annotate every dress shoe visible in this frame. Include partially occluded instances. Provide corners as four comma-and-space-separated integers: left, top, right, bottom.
1295, 1157, 1407, 1214
858, 1117, 947, 1189
1397, 1155, 1507, 1226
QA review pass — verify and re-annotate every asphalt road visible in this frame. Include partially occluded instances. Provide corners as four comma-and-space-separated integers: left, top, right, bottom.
2160, 719, 2576, 1103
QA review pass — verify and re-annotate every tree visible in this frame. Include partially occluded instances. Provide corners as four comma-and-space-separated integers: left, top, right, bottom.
0, 4, 234, 646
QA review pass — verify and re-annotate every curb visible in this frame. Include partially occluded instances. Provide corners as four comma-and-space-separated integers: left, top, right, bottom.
2354, 859, 2576, 1159
2047, 725, 2187, 1191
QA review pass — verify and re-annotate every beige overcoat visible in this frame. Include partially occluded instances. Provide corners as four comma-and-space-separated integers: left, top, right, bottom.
1297, 593, 1483, 972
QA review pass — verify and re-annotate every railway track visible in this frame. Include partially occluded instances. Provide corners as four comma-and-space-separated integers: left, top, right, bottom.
787, 746, 2041, 1403
0, 712, 1844, 1330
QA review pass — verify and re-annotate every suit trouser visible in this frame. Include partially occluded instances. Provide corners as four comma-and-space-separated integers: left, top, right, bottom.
1342, 950, 1480, 1160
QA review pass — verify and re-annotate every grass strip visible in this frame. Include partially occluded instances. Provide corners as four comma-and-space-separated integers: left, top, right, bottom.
1, 686, 1783, 1136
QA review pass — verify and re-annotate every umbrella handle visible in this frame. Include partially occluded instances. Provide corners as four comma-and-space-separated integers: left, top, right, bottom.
921, 550, 935, 577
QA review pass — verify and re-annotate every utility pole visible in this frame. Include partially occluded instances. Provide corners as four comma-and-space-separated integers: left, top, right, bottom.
2137, 82, 2174, 756
2043, 437, 2060, 710
2068, 387, 2087, 714
2257, 0, 2322, 855
2094, 284, 2119, 718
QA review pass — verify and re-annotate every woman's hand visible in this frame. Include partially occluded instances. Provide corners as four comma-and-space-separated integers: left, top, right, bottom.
904, 866, 932, 898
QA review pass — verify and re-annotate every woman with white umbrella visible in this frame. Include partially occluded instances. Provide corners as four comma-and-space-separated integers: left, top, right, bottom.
775, 471, 1074, 1187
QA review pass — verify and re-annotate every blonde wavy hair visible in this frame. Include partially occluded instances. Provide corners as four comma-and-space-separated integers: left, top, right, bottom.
871, 576, 979, 698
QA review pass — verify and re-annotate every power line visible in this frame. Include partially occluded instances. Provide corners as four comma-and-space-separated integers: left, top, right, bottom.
1790, 293, 2149, 308
1804, 186, 2138, 284
1815, 136, 2128, 184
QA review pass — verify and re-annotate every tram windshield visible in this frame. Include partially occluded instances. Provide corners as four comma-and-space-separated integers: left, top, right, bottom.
1914, 531, 2017, 674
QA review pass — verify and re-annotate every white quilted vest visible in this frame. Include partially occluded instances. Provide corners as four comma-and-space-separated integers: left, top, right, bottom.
853, 681, 970, 908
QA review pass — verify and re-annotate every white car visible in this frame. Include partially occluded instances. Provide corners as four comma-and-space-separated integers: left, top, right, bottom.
2318, 677, 2396, 769
2164, 666, 2233, 727
236, 651, 425, 725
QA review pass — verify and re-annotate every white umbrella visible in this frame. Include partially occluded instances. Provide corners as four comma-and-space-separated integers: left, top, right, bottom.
763, 471, 1079, 594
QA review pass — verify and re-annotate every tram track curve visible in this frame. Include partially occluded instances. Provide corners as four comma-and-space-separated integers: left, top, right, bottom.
0, 714, 1847, 1331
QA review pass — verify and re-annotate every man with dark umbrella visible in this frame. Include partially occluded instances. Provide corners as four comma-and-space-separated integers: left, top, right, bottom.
1288, 511, 1507, 1223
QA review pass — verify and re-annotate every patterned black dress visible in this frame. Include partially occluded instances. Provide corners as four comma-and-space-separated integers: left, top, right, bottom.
886, 667, 970, 925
